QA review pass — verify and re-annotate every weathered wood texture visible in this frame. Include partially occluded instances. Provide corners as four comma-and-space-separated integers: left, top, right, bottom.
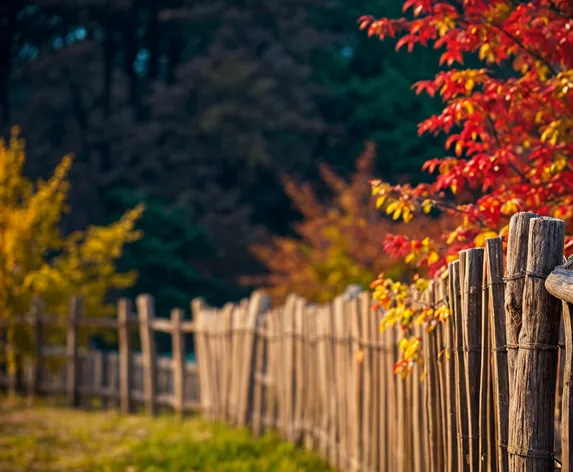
486, 237, 509, 472
508, 217, 564, 472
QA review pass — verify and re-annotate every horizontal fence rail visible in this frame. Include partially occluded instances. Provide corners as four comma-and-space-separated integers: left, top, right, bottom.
2, 212, 573, 472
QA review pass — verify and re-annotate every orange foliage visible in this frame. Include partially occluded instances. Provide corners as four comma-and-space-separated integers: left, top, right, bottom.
244, 143, 450, 304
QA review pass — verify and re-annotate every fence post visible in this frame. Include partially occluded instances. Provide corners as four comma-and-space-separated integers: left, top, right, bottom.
171, 308, 185, 419
479, 245, 493, 471
452, 257, 470, 471
118, 298, 132, 414
137, 294, 157, 416
67, 296, 81, 407
508, 216, 564, 471
505, 212, 537, 387
462, 248, 484, 472
446, 263, 459, 472
546, 259, 573, 470
485, 237, 509, 472
28, 296, 43, 400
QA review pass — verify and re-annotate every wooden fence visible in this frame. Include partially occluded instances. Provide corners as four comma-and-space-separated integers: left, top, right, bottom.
2, 211, 573, 472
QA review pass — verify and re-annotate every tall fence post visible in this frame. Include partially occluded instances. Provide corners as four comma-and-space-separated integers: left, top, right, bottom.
505, 212, 537, 388
192, 298, 211, 418
67, 295, 81, 407
28, 296, 43, 400
452, 256, 470, 471
118, 298, 132, 414
485, 236, 509, 472
546, 257, 573, 470
446, 264, 459, 472
137, 294, 157, 416
508, 216, 564, 471
461, 248, 484, 472
171, 308, 185, 419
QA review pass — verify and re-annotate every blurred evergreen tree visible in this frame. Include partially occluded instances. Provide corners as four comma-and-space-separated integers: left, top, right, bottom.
106, 189, 246, 311
105, 189, 250, 352
312, 0, 443, 183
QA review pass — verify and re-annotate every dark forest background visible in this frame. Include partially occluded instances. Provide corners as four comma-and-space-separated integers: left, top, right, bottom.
0, 0, 443, 321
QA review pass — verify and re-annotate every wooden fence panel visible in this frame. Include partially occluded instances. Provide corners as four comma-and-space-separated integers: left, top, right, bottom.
7, 211, 573, 472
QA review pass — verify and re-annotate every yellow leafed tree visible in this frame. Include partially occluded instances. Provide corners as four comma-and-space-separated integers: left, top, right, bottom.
0, 127, 143, 382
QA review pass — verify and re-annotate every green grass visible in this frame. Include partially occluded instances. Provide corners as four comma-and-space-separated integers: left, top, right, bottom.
0, 396, 333, 472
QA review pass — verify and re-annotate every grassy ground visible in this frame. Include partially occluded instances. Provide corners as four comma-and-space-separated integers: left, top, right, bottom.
0, 396, 332, 472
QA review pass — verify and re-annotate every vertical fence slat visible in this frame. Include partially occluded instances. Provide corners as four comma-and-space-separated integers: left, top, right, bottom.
461, 248, 484, 472
349, 295, 362, 471
93, 350, 103, 406
437, 279, 449, 472
453, 257, 470, 471
423, 281, 444, 472
508, 216, 564, 471
293, 299, 305, 444
385, 325, 398, 470
316, 305, 329, 458
505, 212, 537, 388
267, 309, 279, 432
560, 301, 573, 470
222, 305, 234, 422
118, 298, 132, 414
331, 297, 343, 468
545, 265, 573, 470
485, 237, 509, 472
28, 296, 43, 399
303, 305, 316, 450
171, 308, 185, 419
137, 294, 157, 416
366, 293, 379, 472
446, 264, 459, 472
358, 292, 372, 472
192, 298, 211, 419
67, 296, 81, 407
252, 312, 266, 437
480, 244, 493, 471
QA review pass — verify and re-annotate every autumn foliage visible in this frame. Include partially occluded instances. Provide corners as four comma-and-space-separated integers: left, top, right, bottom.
0, 127, 143, 378
359, 0, 573, 375
245, 143, 448, 304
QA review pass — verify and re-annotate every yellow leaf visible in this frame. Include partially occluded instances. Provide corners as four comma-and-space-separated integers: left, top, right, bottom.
427, 251, 440, 265
474, 231, 498, 247
386, 201, 400, 215
478, 44, 489, 61
422, 199, 433, 214
465, 80, 475, 94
